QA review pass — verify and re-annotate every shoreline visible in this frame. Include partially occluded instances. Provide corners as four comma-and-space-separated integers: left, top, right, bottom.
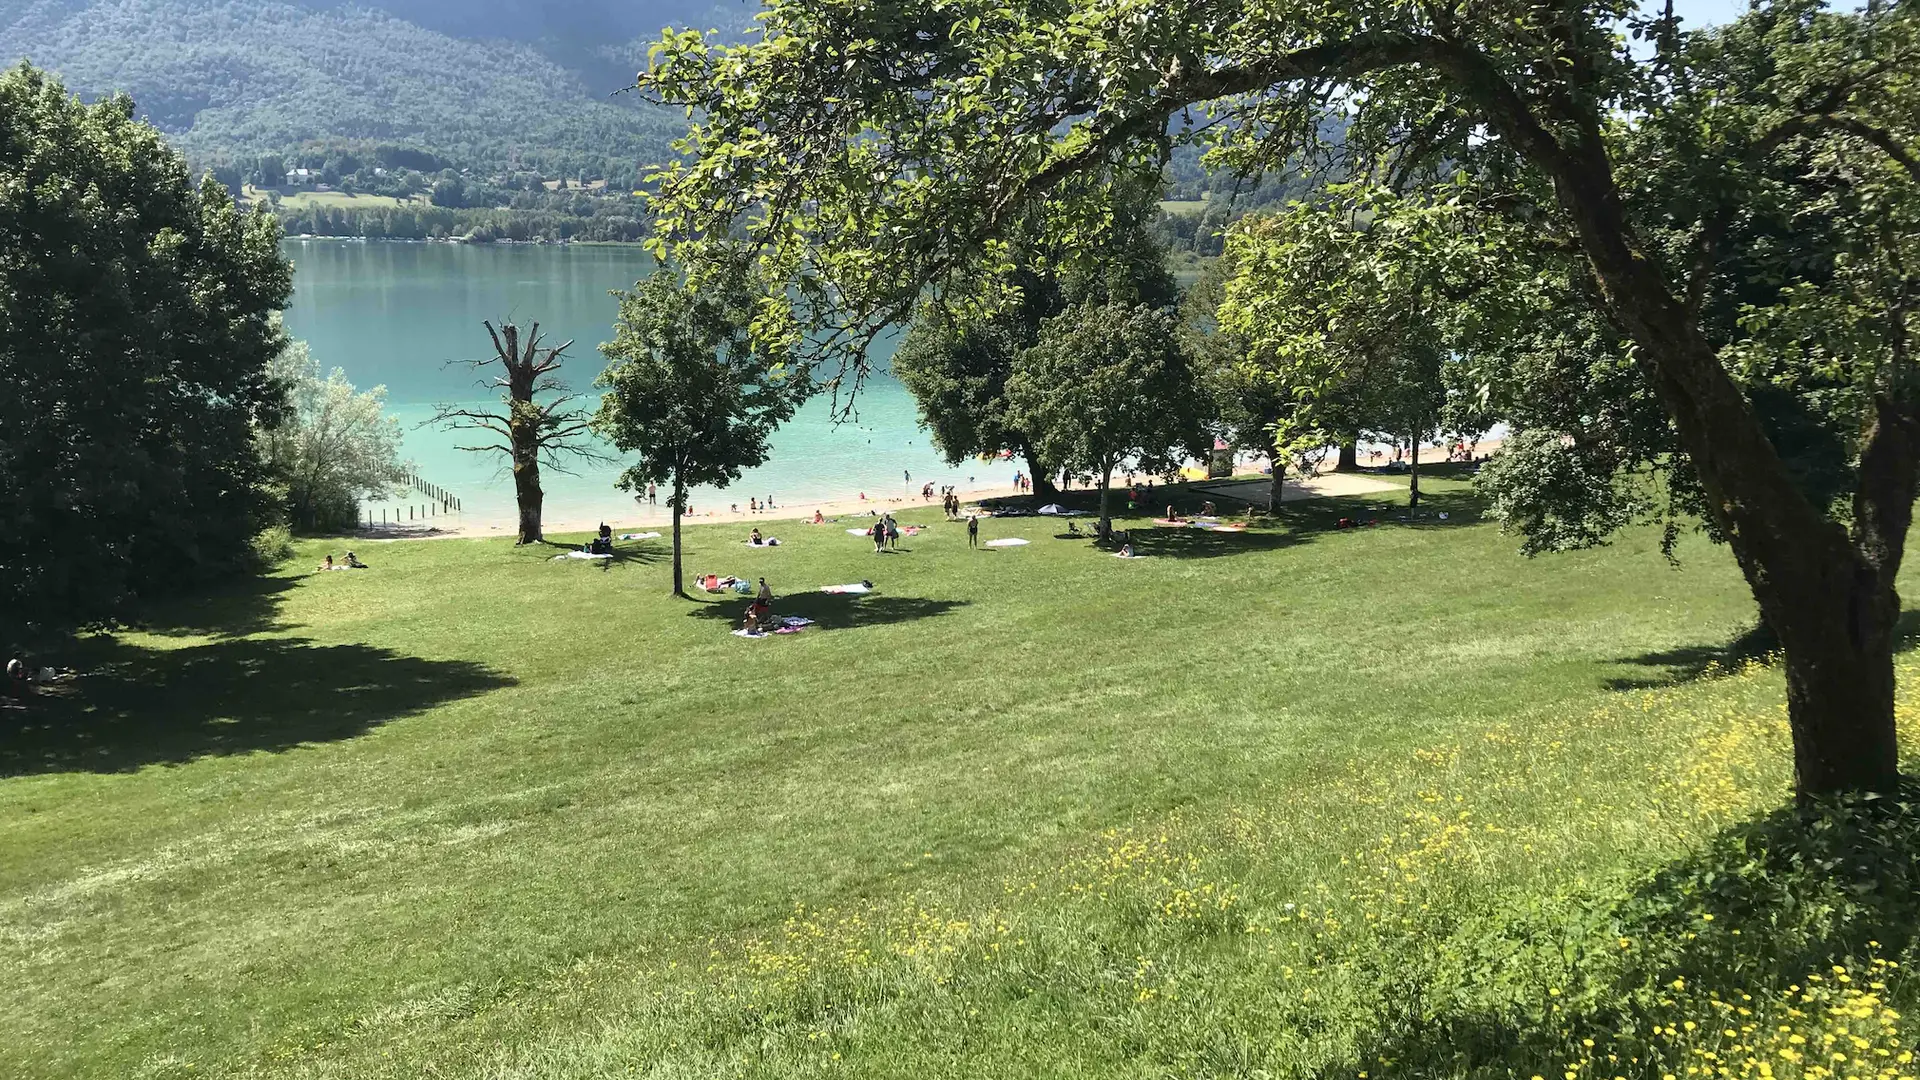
360, 440, 1495, 541
376, 479, 1031, 540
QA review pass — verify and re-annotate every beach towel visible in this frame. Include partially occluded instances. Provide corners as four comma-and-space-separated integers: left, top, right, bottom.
821, 583, 873, 594
1151, 518, 1189, 527
901, 525, 926, 536
983, 537, 1030, 548
1200, 523, 1248, 533
745, 538, 782, 547
554, 551, 612, 560
731, 629, 769, 639
845, 528, 872, 536
617, 532, 661, 540
1111, 552, 1150, 559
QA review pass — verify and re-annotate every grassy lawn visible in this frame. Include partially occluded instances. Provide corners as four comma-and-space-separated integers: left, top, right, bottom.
4, 473, 1917, 1078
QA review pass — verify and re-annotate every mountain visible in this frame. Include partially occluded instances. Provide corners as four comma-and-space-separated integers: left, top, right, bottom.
0, 0, 744, 177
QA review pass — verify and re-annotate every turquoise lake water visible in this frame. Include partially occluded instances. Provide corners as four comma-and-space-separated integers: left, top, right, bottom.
280, 240, 1020, 529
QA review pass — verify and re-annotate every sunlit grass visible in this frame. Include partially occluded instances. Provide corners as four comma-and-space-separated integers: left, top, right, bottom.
2, 474, 1914, 1078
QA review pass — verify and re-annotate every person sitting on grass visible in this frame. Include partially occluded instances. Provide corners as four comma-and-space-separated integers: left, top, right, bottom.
345, 551, 368, 568
750, 527, 764, 545
318, 554, 335, 570
813, 510, 825, 525
6, 658, 29, 699
1165, 505, 1182, 522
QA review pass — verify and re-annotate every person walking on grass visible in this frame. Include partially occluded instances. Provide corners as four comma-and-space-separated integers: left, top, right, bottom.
885, 513, 901, 551
967, 512, 979, 548
873, 518, 887, 554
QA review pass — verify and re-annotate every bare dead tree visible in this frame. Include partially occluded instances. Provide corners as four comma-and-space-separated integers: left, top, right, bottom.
427, 320, 600, 544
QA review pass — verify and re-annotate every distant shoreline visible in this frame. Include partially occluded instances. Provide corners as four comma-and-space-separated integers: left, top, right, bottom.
359, 441, 1495, 542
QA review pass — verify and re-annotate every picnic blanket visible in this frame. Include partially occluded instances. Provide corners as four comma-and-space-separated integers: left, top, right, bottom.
617, 531, 661, 540
983, 537, 1030, 548
846, 527, 875, 536
821, 582, 874, 594
733, 615, 816, 639
554, 551, 612, 560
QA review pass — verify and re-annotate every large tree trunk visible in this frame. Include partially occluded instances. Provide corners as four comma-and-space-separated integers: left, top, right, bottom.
1023, 447, 1059, 500
670, 482, 685, 598
513, 446, 543, 545
1407, 431, 1421, 511
1268, 437, 1288, 510
1336, 438, 1359, 472
1533, 128, 1910, 795
1097, 460, 1114, 539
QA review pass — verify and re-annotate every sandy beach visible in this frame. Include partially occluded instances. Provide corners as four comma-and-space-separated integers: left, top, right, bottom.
368, 440, 1498, 541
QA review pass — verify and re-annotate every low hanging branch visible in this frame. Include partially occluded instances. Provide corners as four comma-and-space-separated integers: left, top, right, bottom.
428, 320, 603, 545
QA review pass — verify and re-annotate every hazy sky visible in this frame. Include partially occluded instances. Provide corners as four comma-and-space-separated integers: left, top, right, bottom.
1663, 0, 1754, 26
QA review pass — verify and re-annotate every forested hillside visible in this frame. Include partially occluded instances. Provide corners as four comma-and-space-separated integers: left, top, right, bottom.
0, 0, 731, 178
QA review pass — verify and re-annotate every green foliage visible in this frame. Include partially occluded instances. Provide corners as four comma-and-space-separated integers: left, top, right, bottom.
1005, 301, 1206, 528
1475, 429, 1651, 556
0, 0, 688, 180
1215, 187, 1492, 482
892, 177, 1176, 487
593, 259, 808, 590
0, 61, 291, 647
247, 524, 295, 567
258, 338, 409, 533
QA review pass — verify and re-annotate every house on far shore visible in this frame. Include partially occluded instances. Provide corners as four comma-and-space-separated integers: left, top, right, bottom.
285, 168, 314, 187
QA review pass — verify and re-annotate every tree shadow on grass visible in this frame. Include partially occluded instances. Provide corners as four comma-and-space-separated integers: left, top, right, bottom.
0, 635, 513, 777
1313, 784, 1920, 1079
682, 591, 968, 631
517, 538, 668, 573
1606, 609, 1920, 691
1118, 488, 1487, 561
124, 572, 301, 639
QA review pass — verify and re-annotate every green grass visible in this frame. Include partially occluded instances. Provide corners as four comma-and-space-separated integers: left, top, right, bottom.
4, 474, 1917, 1079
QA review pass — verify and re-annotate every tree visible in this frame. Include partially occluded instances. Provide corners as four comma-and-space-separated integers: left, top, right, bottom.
593, 262, 808, 596
259, 339, 409, 531
1005, 302, 1206, 536
893, 176, 1177, 500
430, 322, 596, 545
637, 0, 1920, 795
0, 62, 291, 649
1217, 188, 1478, 511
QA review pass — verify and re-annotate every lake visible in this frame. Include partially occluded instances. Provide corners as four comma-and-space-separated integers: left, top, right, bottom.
280, 240, 1019, 530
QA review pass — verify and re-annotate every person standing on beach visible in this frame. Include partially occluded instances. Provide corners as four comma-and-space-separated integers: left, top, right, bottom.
967, 513, 979, 548
647, 483, 657, 505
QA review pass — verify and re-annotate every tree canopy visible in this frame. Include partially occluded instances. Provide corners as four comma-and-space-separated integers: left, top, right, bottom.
259, 338, 410, 533
891, 175, 1176, 496
635, 0, 1920, 795
1005, 300, 1206, 533
0, 62, 291, 648
594, 260, 809, 595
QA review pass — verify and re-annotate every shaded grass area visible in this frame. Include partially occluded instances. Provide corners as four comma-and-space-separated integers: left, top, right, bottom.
2, 473, 1916, 1078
